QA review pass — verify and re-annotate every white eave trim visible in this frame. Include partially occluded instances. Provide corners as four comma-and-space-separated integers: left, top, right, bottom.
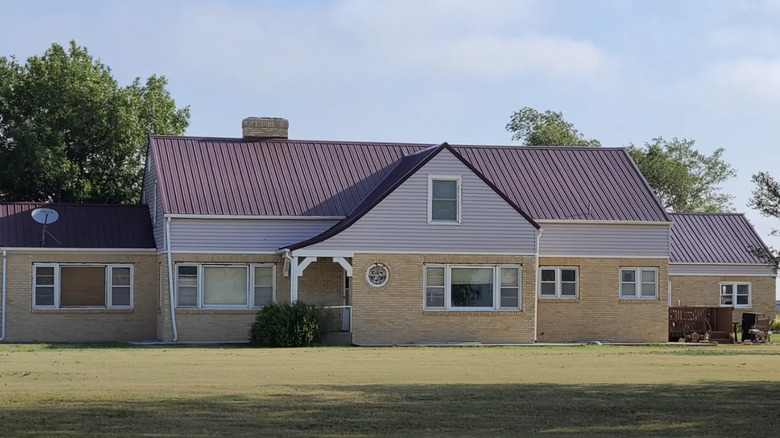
164, 214, 345, 220
536, 220, 673, 225
5, 248, 157, 253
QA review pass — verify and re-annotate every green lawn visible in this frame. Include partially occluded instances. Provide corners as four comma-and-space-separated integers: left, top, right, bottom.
1, 344, 780, 437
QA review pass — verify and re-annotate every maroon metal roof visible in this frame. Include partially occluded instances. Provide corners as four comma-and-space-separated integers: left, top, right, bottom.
669, 213, 771, 264
150, 136, 669, 222
0, 203, 155, 248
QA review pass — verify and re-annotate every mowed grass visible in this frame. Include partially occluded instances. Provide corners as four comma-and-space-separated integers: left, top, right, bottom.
1, 345, 780, 437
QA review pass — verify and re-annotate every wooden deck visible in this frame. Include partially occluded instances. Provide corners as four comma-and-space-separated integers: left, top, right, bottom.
669, 306, 733, 343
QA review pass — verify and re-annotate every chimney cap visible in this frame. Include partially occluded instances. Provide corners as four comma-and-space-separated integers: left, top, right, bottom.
242, 117, 289, 139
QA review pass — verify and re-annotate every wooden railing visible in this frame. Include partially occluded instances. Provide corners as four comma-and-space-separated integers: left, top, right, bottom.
669, 306, 733, 341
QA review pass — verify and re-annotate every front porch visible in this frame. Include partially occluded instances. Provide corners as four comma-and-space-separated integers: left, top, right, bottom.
288, 255, 353, 344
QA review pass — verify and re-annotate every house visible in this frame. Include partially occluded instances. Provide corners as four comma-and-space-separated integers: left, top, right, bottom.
0, 117, 775, 344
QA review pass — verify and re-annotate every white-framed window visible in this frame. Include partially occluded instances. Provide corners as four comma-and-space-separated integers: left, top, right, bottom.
32, 264, 133, 309
619, 267, 658, 300
175, 263, 276, 309
720, 282, 751, 308
539, 267, 578, 299
424, 265, 521, 311
428, 176, 461, 223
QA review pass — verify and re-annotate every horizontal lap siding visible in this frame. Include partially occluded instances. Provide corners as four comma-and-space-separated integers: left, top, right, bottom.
669, 264, 775, 276
143, 151, 165, 251
303, 150, 538, 254
169, 219, 338, 252
539, 223, 669, 257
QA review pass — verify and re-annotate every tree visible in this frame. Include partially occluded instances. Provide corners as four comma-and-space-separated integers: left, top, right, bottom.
0, 41, 189, 203
749, 172, 780, 270
505, 107, 601, 147
626, 137, 735, 213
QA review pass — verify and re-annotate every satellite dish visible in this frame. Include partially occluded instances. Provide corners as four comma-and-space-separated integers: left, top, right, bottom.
31, 207, 62, 247
31, 208, 59, 225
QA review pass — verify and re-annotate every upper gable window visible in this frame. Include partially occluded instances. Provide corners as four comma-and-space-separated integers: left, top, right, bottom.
429, 176, 461, 223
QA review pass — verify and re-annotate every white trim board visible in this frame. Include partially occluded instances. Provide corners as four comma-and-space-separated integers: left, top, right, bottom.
4, 248, 156, 254
540, 254, 669, 259
165, 214, 344, 220
536, 220, 672, 225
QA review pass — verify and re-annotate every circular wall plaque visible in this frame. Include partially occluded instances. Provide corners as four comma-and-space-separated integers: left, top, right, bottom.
366, 263, 389, 287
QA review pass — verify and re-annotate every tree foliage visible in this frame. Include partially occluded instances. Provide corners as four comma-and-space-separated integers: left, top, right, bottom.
626, 137, 735, 213
0, 41, 189, 203
506, 107, 736, 213
506, 107, 601, 147
749, 172, 780, 270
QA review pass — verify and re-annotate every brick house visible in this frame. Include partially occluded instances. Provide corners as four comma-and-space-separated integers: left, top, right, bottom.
0, 117, 775, 344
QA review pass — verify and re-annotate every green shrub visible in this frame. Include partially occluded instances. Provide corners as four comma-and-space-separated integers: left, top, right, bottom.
770, 319, 780, 332
250, 301, 324, 347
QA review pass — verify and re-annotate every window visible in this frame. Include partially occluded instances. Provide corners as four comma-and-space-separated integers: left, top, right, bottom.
429, 177, 460, 223
424, 265, 521, 310
619, 268, 657, 299
175, 264, 275, 309
539, 267, 578, 299
32, 264, 133, 309
720, 282, 751, 308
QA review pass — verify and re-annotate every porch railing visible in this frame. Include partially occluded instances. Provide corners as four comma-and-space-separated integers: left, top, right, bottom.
322, 306, 352, 333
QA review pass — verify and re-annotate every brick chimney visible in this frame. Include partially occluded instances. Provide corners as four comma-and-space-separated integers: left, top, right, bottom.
242, 117, 289, 139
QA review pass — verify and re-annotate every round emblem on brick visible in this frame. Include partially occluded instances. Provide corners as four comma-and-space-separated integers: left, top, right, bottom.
366, 264, 389, 287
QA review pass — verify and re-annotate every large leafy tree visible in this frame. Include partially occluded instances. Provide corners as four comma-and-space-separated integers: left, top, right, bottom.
506, 107, 601, 147
0, 41, 189, 203
749, 172, 780, 269
626, 138, 735, 213
506, 107, 736, 213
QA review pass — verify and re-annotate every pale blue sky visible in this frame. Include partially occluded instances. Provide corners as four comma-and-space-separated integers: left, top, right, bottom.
3, 0, 780, 294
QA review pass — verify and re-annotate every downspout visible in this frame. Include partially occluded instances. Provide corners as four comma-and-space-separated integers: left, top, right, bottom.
1, 249, 6, 341
165, 217, 178, 342
533, 229, 543, 343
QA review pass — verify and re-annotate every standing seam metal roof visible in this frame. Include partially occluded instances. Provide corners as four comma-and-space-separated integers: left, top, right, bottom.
150, 136, 670, 222
0, 203, 155, 248
669, 213, 772, 264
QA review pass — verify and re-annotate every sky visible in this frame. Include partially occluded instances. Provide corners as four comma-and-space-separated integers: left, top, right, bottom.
2, 0, 780, 295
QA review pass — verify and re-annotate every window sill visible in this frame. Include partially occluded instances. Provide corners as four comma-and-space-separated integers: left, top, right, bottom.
618, 299, 659, 304
32, 308, 134, 314
175, 308, 258, 314
423, 310, 524, 316
427, 221, 462, 226
538, 298, 580, 303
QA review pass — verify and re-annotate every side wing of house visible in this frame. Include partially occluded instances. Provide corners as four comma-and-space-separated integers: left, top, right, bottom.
668, 213, 776, 322
0, 203, 157, 343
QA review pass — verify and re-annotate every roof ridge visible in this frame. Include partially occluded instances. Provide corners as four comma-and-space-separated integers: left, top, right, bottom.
670, 212, 746, 216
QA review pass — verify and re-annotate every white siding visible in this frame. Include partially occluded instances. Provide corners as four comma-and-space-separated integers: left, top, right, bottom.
669, 264, 775, 276
538, 223, 670, 258
302, 150, 538, 254
169, 219, 338, 252
142, 151, 165, 251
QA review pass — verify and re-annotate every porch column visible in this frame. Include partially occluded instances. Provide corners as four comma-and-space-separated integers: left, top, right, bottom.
291, 256, 317, 303
290, 256, 299, 303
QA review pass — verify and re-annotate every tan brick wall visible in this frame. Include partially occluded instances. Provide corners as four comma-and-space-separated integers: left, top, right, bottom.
157, 254, 344, 342
351, 253, 537, 345
537, 257, 669, 343
1, 251, 158, 342
670, 275, 777, 322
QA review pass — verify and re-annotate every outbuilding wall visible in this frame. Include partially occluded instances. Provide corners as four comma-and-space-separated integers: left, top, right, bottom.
669, 274, 777, 322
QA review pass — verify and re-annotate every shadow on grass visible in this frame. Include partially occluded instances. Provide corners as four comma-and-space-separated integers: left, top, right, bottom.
3, 382, 780, 437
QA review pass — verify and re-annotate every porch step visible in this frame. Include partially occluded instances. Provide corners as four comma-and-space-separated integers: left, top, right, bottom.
320, 332, 352, 346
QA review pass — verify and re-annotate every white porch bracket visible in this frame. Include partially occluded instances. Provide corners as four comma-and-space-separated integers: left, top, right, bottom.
296, 257, 318, 277
332, 256, 353, 277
